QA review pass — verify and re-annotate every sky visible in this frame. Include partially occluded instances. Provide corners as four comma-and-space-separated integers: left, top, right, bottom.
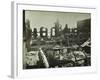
25, 10, 91, 32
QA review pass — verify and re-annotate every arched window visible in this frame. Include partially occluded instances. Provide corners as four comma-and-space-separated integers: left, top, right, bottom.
42, 28, 46, 31
43, 32, 46, 36
52, 28, 55, 36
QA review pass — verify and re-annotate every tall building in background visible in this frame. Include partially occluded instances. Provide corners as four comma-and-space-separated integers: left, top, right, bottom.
54, 19, 62, 37
33, 28, 38, 39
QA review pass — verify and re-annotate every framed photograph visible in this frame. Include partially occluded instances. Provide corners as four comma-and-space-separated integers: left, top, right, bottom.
11, 1, 97, 78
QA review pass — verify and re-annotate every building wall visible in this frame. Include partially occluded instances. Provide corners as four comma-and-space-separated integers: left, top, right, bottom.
77, 19, 91, 45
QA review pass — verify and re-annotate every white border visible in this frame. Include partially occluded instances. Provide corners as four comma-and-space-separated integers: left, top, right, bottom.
11, 1, 97, 78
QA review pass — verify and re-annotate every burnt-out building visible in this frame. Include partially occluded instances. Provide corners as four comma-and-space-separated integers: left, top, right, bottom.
62, 24, 78, 46
40, 27, 48, 39
77, 19, 91, 45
